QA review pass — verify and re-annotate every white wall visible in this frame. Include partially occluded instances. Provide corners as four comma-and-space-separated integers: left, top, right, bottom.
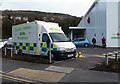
78, 0, 120, 47
78, 3, 96, 44
118, 1, 120, 47
78, 0, 107, 46
95, 1, 106, 46
106, 2, 119, 47
85, 5, 95, 43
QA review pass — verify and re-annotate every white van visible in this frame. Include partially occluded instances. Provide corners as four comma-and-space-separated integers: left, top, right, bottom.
12, 21, 76, 59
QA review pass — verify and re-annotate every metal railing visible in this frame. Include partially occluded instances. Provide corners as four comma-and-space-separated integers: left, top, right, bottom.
4, 47, 13, 57
103, 50, 120, 65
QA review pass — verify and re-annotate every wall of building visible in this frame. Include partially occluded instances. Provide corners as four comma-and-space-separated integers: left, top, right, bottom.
106, 2, 119, 47
0, 11, 2, 39
118, 1, 120, 47
86, 5, 96, 44
78, 3, 96, 44
78, 0, 107, 46
94, 1, 106, 46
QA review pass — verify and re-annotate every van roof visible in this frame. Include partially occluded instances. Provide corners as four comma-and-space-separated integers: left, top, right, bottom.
36, 21, 63, 33
36, 20, 59, 27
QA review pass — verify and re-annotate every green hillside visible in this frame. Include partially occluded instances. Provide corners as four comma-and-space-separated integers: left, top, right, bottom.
2, 10, 81, 39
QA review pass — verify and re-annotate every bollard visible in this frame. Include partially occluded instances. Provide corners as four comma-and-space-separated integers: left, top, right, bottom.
114, 51, 118, 61
11, 48, 13, 58
5, 47, 6, 56
103, 53, 108, 65
78, 51, 80, 58
75, 51, 78, 58
49, 43, 52, 64
75, 51, 83, 58
115, 53, 118, 61
106, 54, 108, 65
78, 52, 82, 58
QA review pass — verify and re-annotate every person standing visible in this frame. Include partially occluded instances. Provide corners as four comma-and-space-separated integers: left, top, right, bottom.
101, 37, 106, 48
92, 37, 96, 47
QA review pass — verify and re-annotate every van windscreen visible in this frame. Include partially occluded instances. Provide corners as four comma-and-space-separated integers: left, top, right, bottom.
49, 33, 70, 42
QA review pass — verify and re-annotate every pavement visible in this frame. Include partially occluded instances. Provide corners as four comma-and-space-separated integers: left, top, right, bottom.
1, 58, 119, 82
1, 47, 120, 83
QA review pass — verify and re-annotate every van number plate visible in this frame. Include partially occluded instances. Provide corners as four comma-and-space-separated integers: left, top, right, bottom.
68, 54, 73, 57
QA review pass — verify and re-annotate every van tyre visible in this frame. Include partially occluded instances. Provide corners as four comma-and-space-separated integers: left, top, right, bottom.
84, 43, 89, 47
53, 55, 61, 61
47, 51, 51, 60
48, 51, 56, 60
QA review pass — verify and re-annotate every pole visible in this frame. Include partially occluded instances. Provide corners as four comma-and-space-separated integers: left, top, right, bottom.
71, 30, 73, 41
105, 54, 108, 65
114, 51, 118, 61
115, 53, 118, 61
5, 47, 6, 56
49, 43, 52, 64
11, 48, 12, 58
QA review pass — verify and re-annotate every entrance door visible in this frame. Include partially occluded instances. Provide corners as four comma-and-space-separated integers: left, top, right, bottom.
73, 29, 86, 39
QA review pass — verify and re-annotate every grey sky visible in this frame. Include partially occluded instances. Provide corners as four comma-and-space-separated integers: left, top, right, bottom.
0, 0, 95, 17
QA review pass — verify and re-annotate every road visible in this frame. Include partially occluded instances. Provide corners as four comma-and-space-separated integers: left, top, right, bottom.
0, 47, 120, 83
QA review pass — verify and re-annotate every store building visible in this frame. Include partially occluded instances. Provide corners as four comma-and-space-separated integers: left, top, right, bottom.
70, 0, 120, 47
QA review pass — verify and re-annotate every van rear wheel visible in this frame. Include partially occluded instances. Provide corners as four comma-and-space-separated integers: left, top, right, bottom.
84, 43, 89, 47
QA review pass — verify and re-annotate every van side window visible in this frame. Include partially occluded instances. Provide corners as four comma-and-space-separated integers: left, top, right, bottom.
39, 34, 40, 37
42, 33, 50, 42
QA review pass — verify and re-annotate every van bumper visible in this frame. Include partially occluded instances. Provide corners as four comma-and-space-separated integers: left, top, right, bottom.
52, 51, 76, 59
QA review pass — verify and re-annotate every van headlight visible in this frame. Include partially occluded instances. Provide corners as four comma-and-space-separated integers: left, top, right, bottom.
58, 47, 66, 51
73, 47, 76, 50
71, 47, 76, 52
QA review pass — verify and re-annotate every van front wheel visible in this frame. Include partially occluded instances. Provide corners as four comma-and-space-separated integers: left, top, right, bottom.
47, 51, 54, 60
